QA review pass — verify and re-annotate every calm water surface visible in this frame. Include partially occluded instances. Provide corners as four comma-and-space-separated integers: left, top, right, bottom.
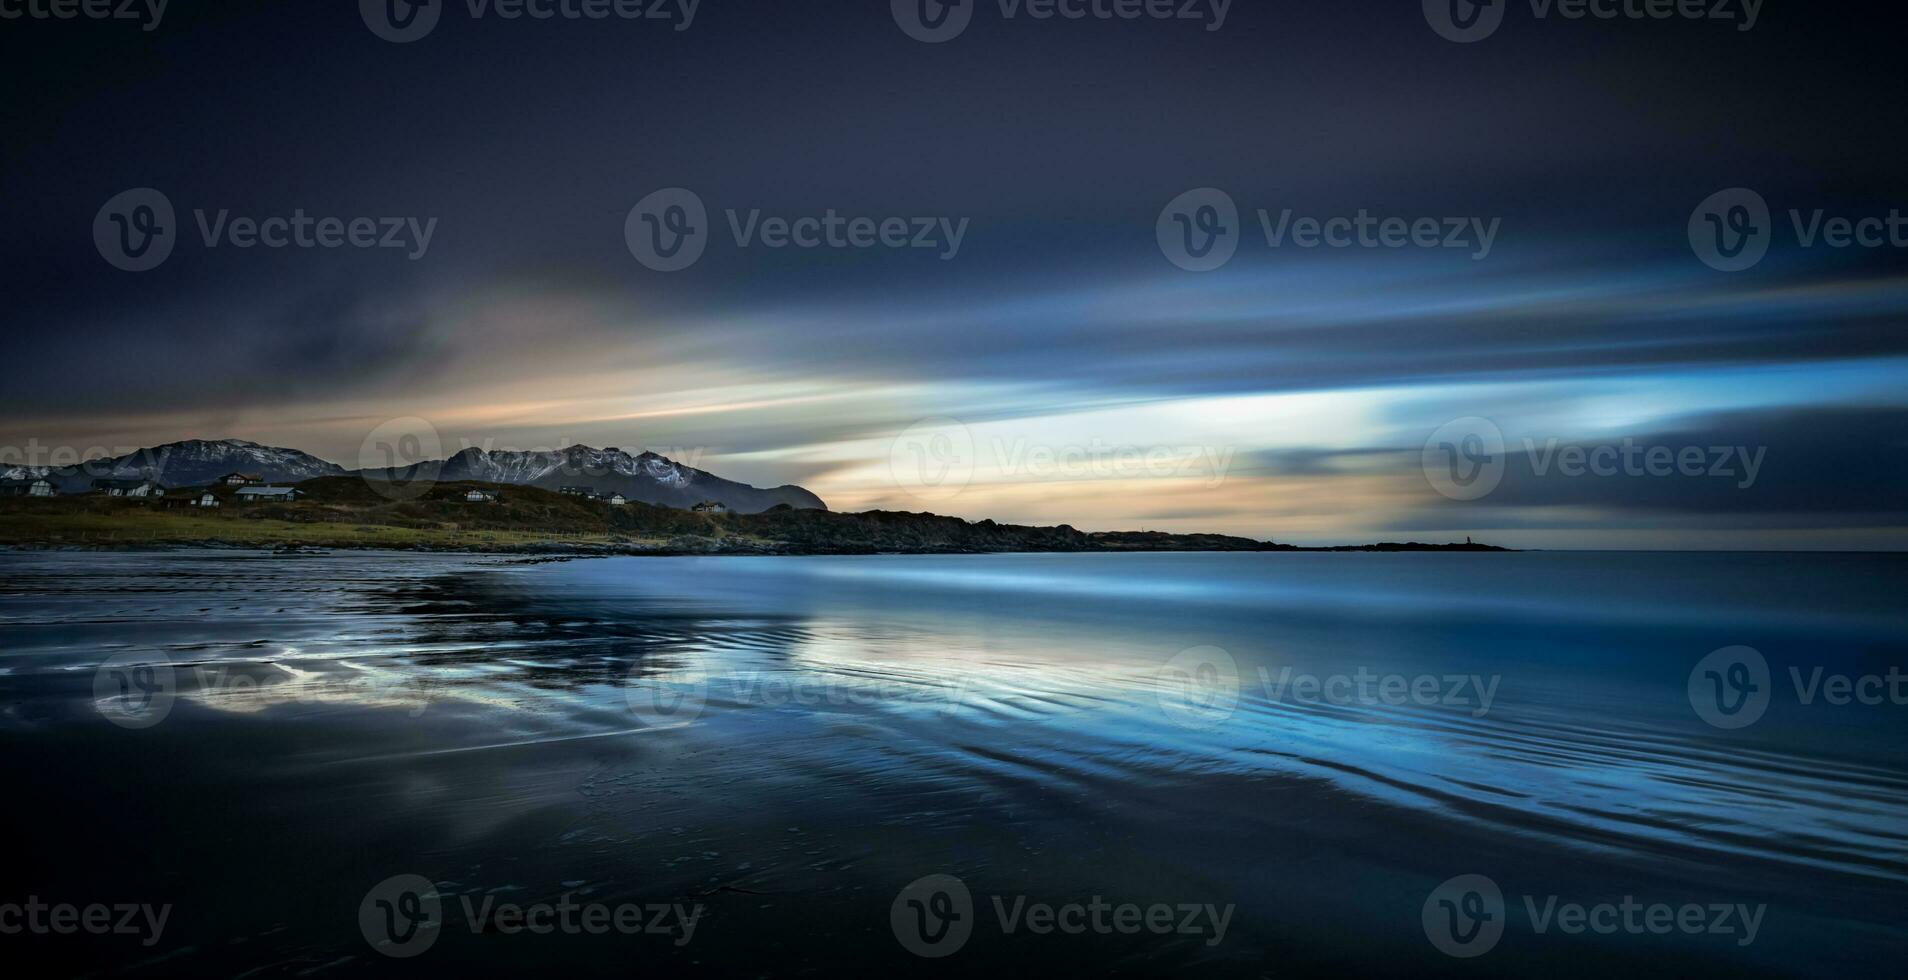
1, 551, 1904, 976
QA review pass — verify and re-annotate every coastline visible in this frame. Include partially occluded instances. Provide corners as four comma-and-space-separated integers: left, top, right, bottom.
0, 478, 1510, 556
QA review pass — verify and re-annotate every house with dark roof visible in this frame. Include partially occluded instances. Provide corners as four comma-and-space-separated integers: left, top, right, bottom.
186, 489, 220, 508
219, 472, 264, 486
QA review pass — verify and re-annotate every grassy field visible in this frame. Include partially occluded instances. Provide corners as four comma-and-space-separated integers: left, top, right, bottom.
0, 478, 706, 552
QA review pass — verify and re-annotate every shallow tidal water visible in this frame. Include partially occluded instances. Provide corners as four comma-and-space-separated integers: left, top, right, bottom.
1, 550, 1904, 977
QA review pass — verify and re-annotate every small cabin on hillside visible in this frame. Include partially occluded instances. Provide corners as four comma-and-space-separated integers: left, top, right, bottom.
601, 492, 627, 506
691, 501, 729, 514
465, 489, 499, 503
0, 478, 58, 498
235, 486, 303, 503
220, 472, 263, 486
93, 479, 165, 497
560, 486, 594, 497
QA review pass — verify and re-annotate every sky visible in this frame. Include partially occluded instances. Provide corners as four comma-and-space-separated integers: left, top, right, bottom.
3, 1, 1907, 548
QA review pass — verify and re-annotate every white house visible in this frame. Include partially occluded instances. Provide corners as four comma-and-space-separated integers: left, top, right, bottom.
236, 486, 304, 502
691, 501, 729, 514
193, 491, 221, 508
0, 478, 57, 498
465, 489, 499, 503
602, 492, 627, 506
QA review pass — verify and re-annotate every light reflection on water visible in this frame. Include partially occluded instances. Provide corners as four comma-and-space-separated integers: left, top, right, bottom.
2, 550, 1905, 976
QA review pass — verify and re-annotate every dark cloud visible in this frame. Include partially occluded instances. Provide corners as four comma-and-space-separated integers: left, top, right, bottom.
4, 0, 1908, 547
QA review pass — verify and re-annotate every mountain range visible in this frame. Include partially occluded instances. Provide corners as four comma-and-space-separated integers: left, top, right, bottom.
2, 439, 827, 513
